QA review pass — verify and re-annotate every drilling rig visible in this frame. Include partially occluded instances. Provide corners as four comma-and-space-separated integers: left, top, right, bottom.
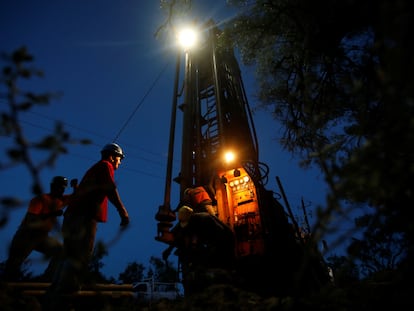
155, 20, 329, 297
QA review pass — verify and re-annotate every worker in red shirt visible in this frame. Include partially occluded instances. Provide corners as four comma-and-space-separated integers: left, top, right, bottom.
49, 143, 130, 295
3, 176, 71, 281
182, 186, 216, 215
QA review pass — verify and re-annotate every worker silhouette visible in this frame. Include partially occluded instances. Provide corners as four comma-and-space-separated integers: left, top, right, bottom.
48, 143, 130, 297
2, 176, 71, 282
162, 206, 235, 295
163, 205, 235, 269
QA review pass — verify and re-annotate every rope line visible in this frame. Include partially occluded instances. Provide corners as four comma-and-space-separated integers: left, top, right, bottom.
113, 61, 170, 141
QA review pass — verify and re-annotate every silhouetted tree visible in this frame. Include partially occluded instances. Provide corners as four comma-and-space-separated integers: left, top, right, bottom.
348, 214, 407, 278
0, 46, 90, 225
148, 256, 178, 283
86, 241, 113, 283
118, 261, 145, 284
219, 1, 414, 272
157, 1, 414, 308
326, 254, 360, 287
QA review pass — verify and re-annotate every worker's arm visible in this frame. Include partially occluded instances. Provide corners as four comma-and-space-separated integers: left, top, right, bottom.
22, 213, 57, 231
107, 187, 130, 227
162, 245, 175, 261
40, 210, 64, 218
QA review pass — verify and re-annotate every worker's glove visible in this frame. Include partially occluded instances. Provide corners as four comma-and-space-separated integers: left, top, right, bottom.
120, 216, 130, 228
53, 210, 64, 217
70, 178, 78, 188
41, 209, 63, 219
162, 248, 171, 261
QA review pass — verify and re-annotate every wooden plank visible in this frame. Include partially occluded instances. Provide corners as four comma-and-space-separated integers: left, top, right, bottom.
5, 282, 134, 291
5, 282, 50, 288
20, 290, 135, 298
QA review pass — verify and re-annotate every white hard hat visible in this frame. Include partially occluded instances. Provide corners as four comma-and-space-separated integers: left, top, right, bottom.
101, 143, 125, 159
178, 205, 193, 227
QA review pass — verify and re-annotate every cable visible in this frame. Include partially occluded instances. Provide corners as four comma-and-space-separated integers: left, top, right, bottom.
17, 118, 166, 179
113, 61, 170, 142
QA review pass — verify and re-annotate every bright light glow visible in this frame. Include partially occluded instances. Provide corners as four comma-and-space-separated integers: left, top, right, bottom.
243, 176, 250, 183
177, 28, 197, 49
224, 151, 235, 163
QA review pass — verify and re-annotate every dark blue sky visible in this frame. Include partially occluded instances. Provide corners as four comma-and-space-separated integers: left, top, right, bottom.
0, 1, 330, 279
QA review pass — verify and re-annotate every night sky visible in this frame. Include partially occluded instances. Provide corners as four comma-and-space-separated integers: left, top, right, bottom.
0, 0, 331, 280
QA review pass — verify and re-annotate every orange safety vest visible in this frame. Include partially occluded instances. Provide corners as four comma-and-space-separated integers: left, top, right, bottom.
188, 187, 211, 206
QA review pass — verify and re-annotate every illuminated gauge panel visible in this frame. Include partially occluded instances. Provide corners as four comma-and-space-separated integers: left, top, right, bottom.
228, 175, 250, 192
228, 175, 256, 216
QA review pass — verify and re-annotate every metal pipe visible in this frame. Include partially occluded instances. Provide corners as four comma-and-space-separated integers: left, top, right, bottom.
163, 52, 181, 209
